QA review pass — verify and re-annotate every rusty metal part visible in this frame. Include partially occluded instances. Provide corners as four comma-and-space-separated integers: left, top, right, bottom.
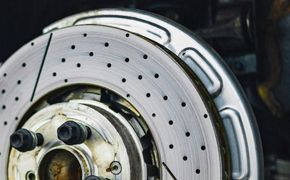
38, 149, 82, 180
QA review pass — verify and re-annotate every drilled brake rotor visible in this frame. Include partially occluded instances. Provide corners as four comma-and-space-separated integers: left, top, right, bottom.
0, 9, 262, 180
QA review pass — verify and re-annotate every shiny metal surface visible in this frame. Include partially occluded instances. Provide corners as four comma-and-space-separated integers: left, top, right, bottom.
0, 8, 263, 180
43, 9, 263, 179
0, 25, 226, 179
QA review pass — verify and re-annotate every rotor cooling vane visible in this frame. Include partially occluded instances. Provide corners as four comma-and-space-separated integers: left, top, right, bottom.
0, 9, 262, 180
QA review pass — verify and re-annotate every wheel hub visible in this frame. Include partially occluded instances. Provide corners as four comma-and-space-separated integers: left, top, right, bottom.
9, 95, 150, 179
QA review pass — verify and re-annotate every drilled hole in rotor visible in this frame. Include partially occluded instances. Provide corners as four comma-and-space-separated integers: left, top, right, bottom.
15, 117, 18, 121
204, 114, 208, 118
125, 58, 129, 62
105, 42, 109, 47
3, 73, 7, 77
169, 120, 173, 125
169, 144, 174, 149
2, 105, 6, 110
185, 132, 190, 137
138, 75, 142, 80
15, 97, 19, 101
64, 79, 68, 83
61, 58, 66, 63
83, 33, 87, 37
163, 96, 168, 101
22, 63, 26, 67
122, 78, 126, 83
30, 42, 34, 46
201, 146, 206, 151
154, 73, 159, 78
181, 102, 186, 107
1, 89, 5, 94
195, 169, 201, 174
71, 45, 76, 50
52, 72, 57, 77
89, 52, 94, 56
126, 94, 130, 98
152, 113, 156, 117
143, 54, 148, 59
126, 33, 130, 37
4, 121, 7, 126
183, 156, 188, 161
146, 93, 151, 98
77, 63, 81, 68
107, 63, 111, 68
17, 80, 21, 85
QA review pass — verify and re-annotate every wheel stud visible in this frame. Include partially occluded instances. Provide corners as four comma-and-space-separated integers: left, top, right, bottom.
10, 128, 44, 152
57, 121, 91, 145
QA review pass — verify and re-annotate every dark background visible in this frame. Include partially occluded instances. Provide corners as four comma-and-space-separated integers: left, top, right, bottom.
0, 0, 212, 62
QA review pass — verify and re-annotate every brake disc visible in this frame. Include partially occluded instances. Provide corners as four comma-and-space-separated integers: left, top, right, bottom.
0, 9, 262, 180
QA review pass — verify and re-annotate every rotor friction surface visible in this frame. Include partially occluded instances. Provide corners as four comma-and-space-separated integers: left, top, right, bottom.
0, 25, 223, 179
44, 9, 263, 180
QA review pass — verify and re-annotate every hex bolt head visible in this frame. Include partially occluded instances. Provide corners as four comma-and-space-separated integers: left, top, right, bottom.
85, 175, 108, 180
57, 121, 91, 145
10, 128, 44, 152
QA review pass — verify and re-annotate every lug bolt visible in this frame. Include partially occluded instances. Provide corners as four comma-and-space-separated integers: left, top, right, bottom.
85, 175, 108, 180
10, 128, 44, 152
57, 121, 91, 145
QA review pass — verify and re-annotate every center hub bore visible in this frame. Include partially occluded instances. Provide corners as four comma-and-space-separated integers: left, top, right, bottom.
38, 149, 82, 180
